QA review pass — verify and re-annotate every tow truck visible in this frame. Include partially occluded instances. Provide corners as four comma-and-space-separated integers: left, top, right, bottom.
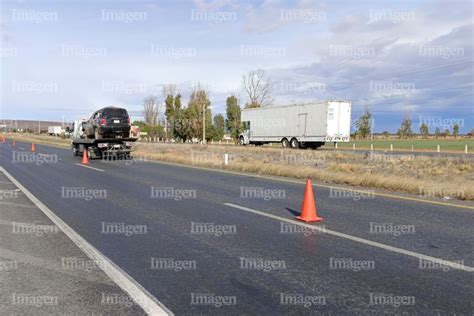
71, 119, 137, 159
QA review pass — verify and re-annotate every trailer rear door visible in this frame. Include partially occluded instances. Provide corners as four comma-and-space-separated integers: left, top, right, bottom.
326, 101, 351, 141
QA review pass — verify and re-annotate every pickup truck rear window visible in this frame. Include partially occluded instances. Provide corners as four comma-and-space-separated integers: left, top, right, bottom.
103, 108, 128, 117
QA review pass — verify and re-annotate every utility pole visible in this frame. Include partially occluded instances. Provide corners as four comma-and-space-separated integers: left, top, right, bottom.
202, 103, 206, 144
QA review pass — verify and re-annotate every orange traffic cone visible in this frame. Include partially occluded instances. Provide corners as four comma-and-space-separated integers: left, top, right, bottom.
31, 143, 36, 152
12, 140, 16, 147
82, 148, 89, 164
1, 136, 5, 143
295, 180, 323, 223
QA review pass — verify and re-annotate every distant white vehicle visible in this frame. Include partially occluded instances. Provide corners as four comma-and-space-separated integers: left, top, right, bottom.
47, 126, 63, 136
239, 100, 352, 149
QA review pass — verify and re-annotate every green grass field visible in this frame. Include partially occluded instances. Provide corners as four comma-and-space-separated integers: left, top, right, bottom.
322, 139, 474, 152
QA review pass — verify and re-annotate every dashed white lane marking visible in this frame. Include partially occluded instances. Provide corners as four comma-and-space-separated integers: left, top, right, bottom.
18, 147, 25, 150
74, 163, 105, 172
0, 167, 173, 315
224, 202, 474, 273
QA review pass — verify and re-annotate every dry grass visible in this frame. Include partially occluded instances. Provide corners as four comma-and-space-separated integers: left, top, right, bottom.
5, 133, 70, 147
5, 133, 474, 200
133, 143, 474, 201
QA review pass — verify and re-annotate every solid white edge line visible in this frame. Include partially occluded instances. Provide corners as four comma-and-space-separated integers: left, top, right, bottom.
0, 167, 173, 315
223, 202, 474, 273
74, 163, 105, 172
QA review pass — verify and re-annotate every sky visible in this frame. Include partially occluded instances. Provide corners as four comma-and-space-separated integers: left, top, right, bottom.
0, 0, 472, 133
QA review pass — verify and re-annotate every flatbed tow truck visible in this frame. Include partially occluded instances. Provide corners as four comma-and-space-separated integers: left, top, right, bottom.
71, 120, 137, 159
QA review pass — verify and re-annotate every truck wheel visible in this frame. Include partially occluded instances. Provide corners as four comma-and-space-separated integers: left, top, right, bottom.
72, 145, 79, 156
238, 136, 245, 146
95, 129, 102, 140
281, 138, 289, 148
290, 138, 299, 149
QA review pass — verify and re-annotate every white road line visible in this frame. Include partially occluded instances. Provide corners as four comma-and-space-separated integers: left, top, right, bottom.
0, 167, 173, 315
224, 202, 474, 273
74, 163, 105, 172
18, 147, 25, 150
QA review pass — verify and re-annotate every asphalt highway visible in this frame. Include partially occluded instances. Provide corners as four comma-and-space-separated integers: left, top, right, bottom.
0, 140, 472, 314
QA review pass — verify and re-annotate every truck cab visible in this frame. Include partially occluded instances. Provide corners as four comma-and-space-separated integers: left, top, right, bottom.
239, 121, 251, 145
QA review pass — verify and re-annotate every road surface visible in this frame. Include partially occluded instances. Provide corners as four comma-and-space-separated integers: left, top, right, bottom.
0, 140, 472, 314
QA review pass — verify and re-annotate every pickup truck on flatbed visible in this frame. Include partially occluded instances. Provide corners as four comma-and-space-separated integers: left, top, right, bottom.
71, 117, 137, 159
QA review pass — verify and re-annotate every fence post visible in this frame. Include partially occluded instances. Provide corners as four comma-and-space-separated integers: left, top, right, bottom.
437, 144, 440, 153
390, 144, 393, 151
411, 144, 414, 152
224, 153, 229, 165
353, 143, 356, 150
370, 143, 373, 151
335, 143, 338, 149
465, 145, 468, 154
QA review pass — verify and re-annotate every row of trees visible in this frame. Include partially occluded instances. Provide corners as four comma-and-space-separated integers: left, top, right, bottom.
137, 70, 272, 142
354, 106, 461, 139
418, 123, 460, 138
138, 85, 241, 143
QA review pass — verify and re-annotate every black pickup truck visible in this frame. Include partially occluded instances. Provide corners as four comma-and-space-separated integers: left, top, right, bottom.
83, 107, 131, 139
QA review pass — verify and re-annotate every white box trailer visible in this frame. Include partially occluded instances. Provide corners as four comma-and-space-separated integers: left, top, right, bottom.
47, 126, 63, 136
239, 100, 351, 149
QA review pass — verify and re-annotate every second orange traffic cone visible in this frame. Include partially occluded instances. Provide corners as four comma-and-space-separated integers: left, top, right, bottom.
82, 148, 89, 164
31, 143, 36, 152
12, 140, 16, 147
295, 179, 323, 223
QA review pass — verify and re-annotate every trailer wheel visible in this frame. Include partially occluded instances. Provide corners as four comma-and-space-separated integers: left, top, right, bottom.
290, 138, 300, 149
238, 136, 245, 146
281, 138, 289, 148
72, 145, 79, 156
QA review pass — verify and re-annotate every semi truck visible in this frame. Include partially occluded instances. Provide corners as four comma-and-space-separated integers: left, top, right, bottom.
71, 119, 137, 159
238, 100, 351, 149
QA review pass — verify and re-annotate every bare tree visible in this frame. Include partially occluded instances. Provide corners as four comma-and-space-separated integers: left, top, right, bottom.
143, 95, 159, 126
162, 84, 177, 99
242, 69, 273, 108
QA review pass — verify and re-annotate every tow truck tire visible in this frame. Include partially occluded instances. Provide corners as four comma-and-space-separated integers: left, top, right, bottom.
86, 147, 93, 160
281, 138, 289, 148
72, 145, 79, 156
